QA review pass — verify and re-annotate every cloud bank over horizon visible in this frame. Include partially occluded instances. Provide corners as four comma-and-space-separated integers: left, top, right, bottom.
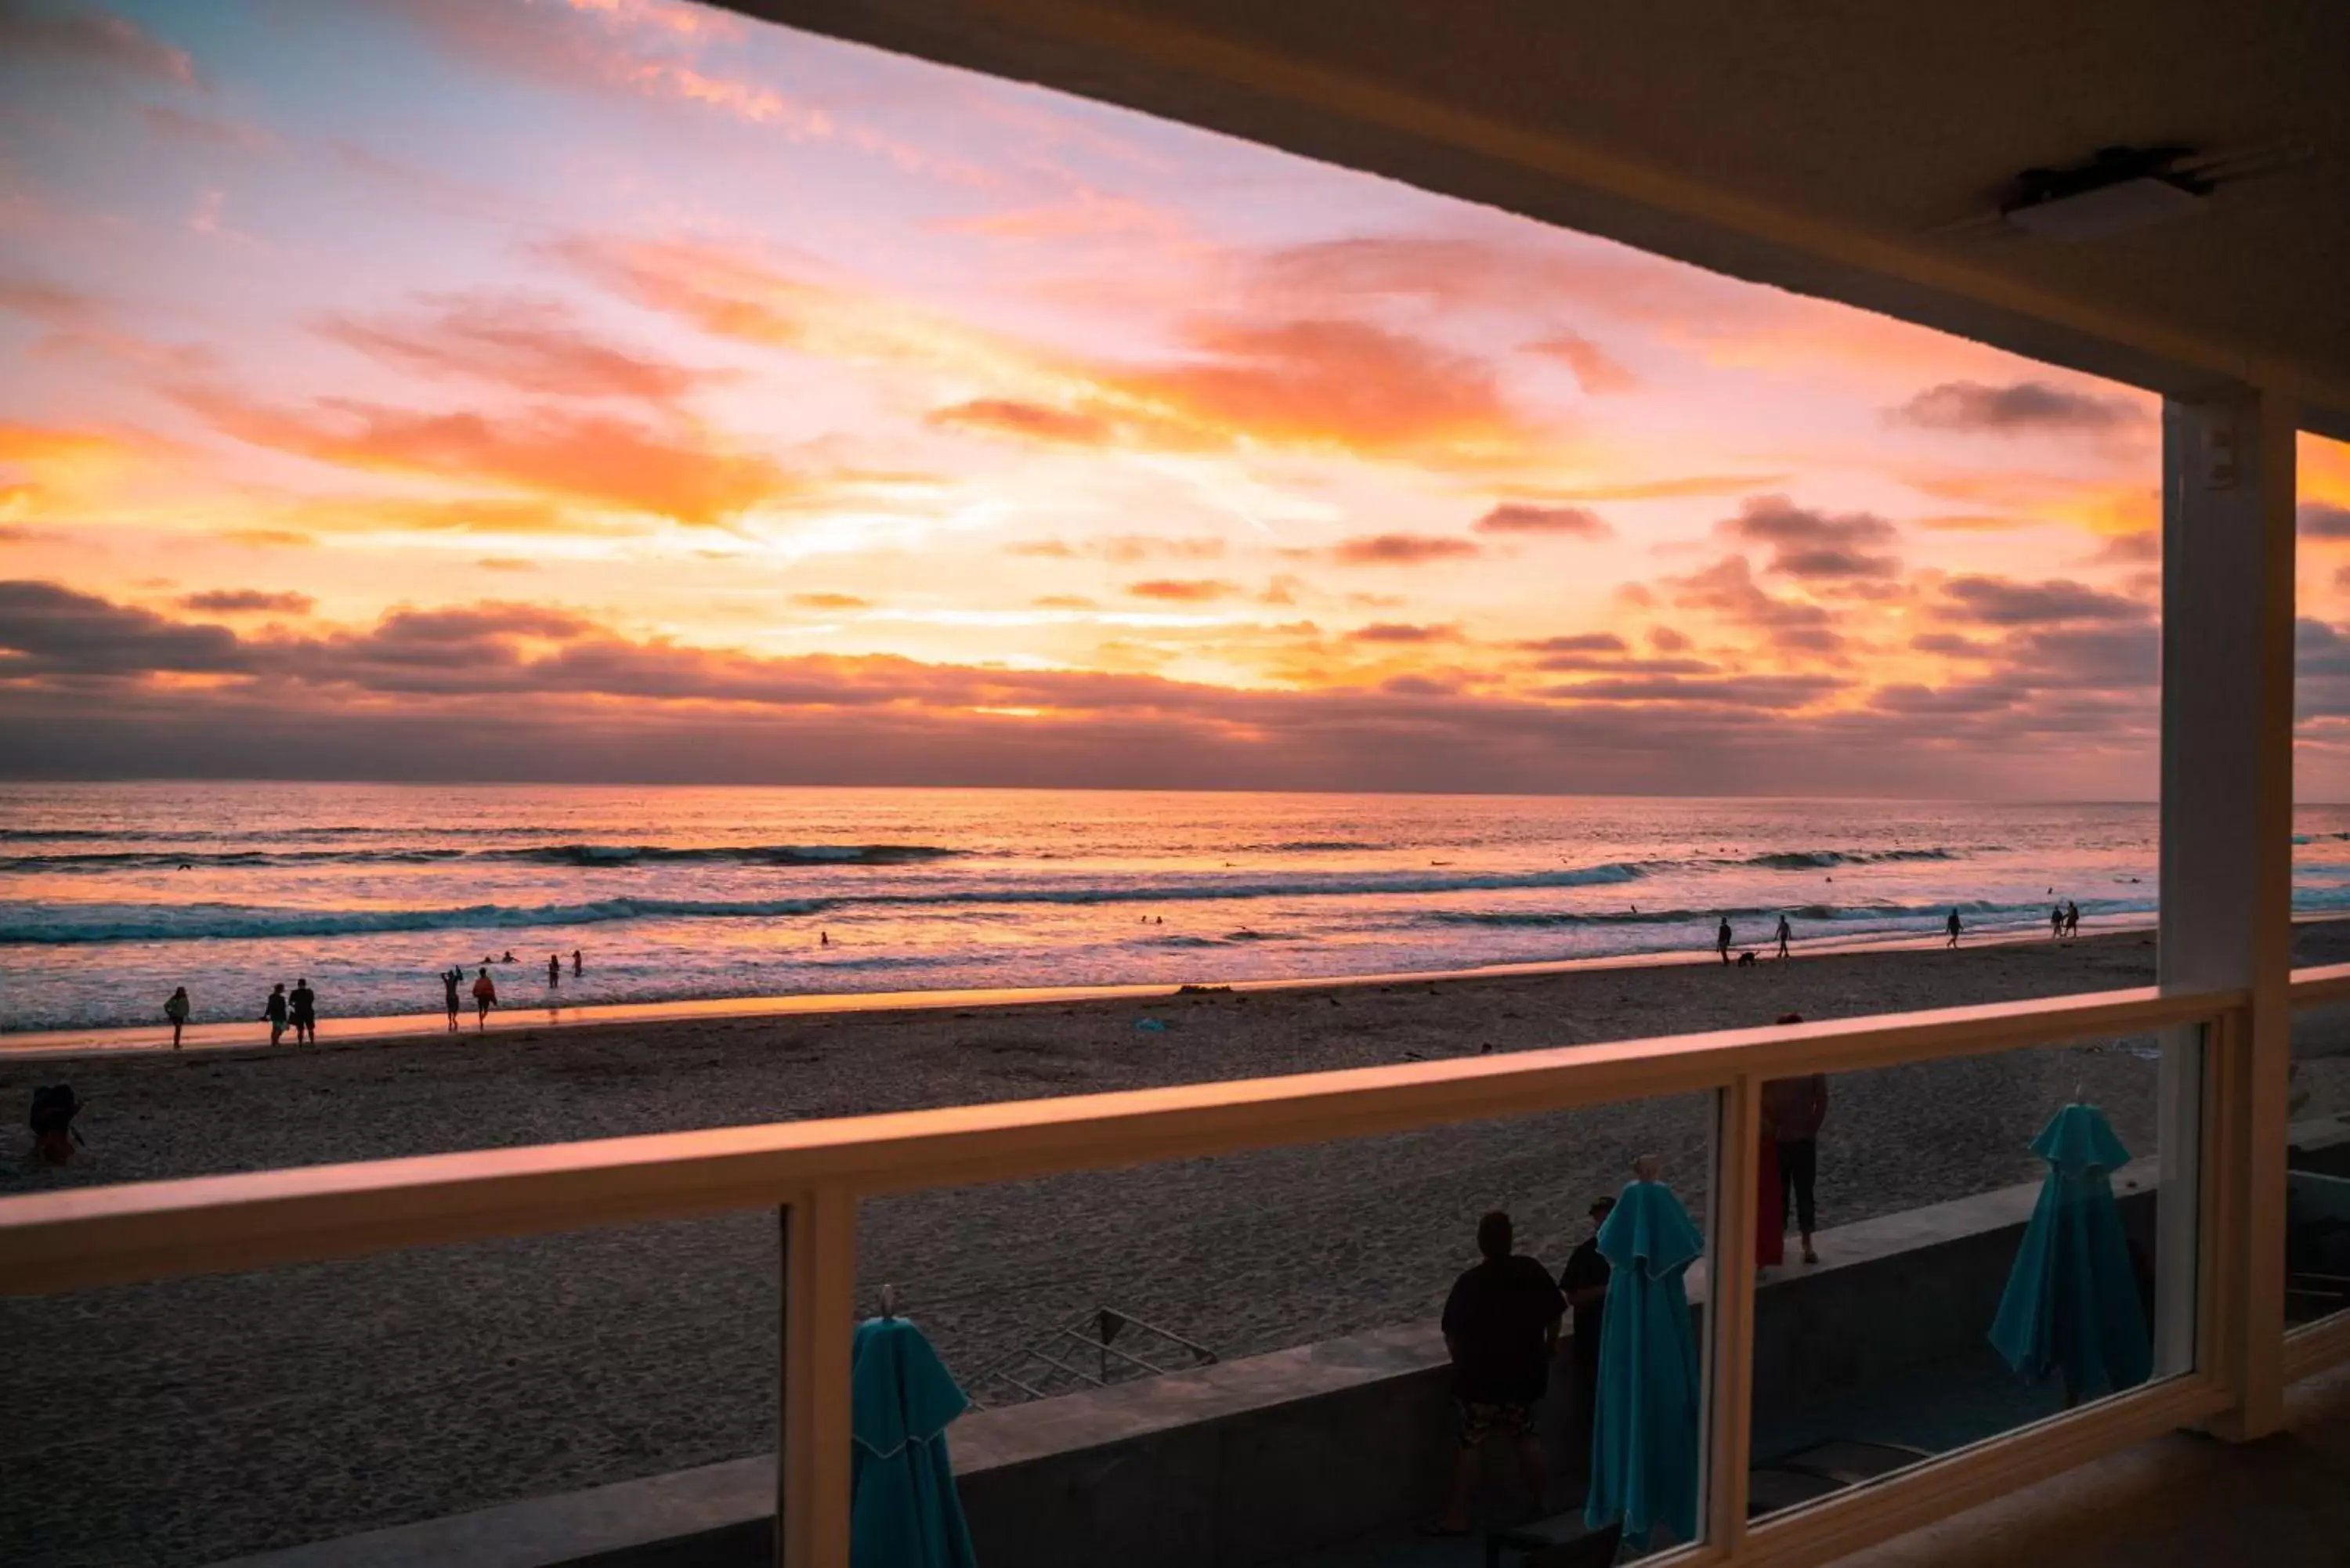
2, 0, 2347, 797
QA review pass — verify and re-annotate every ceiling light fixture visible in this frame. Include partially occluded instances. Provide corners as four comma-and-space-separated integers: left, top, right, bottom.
1932, 139, 2312, 244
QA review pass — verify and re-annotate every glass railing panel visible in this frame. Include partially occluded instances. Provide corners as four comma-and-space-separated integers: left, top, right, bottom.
1742, 1023, 2201, 1526
0, 1216, 780, 1567
859, 1089, 1719, 1563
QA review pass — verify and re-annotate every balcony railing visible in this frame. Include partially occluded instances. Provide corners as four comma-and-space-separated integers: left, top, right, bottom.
5, 970, 2344, 1567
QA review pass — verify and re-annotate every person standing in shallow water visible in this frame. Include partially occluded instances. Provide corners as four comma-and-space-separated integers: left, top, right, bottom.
472, 966, 497, 1030
1716, 917, 1734, 965
262, 982, 287, 1046
547, 953, 560, 988
442, 968, 462, 1031
164, 986, 190, 1050
572, 948, 583, 977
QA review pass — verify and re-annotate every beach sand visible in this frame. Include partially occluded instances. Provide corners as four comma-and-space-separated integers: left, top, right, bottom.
9, 926, 2350, 1567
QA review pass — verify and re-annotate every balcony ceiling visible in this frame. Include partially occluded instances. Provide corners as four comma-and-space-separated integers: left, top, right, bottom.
737, 0, 2350, 439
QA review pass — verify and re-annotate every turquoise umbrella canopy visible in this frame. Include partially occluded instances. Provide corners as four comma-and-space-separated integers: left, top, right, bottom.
1988, 1102, 2153, 1402
850, 1316, 979, 1568
1585, 1176, 1705, 1550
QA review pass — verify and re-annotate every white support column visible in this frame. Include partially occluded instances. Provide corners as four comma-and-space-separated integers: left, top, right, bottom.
2160, 388, 2298, 1440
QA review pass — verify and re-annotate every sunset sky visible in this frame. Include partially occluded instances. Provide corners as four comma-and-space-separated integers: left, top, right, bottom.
4, 0, 2348, 797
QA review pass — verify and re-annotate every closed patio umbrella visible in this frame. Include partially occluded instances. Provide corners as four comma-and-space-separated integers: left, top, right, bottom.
851, 1311, 979, 1568
1585, 1161, 1705, 1551
1988, 1101, 2153, 1405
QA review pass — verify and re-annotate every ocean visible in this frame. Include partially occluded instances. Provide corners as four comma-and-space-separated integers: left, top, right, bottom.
5, 781, 2350, 1033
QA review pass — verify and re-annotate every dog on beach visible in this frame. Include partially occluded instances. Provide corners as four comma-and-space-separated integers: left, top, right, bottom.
1737, 950, 1759, 966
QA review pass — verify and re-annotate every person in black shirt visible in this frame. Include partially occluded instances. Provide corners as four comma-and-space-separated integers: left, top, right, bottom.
288, 978, 316, 1045
1428, 1210, 1564, 1535
1559, 1196, 1616, 1444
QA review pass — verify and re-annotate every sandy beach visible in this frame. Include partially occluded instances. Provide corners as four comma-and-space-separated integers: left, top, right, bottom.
10, 926, 2350, 1567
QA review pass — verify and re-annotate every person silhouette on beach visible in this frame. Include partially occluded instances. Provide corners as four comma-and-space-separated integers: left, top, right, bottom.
1945, 909, 1963, 948
548, 954, 560, 988
442, 968, 462, 1031
2065, 901, 2080, 938
289, 977, 316, 1045
164, 986, 190, 1050
572, 948, 583, 977
1717, 917, 1734, 965
472, 967, 497, 1029
820, 930, 830, 947
263, 982, 287, 1046
2051, 903, 2065, 940
1775, 914, 1792, 959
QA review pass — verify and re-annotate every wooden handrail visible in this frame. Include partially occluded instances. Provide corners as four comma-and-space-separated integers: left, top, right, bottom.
2290, 962, 2350, 1007
0, 981, 2240, 1296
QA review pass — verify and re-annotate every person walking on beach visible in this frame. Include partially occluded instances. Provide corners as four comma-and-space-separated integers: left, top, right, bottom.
164, 986, 190, 1050
1559, 1195, 1616, 1445
1428, 1209, 1564, 1537
471, 966, 497, 1030
2065, 900, 2081, 938
547, 953, 560, 988
1945, 909, 1963, 948
1775, 913, 1792, 960
442, 968, 462, 1031
1762, 1031, 1828, 1266
2051, 903, 2066, 941
1717, 917, 1734, 965
262, 982, 288, 1046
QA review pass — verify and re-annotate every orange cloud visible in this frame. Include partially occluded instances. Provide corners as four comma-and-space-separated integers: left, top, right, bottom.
1904, 471, 2157, 537
176, 387, 794, 526
1525, 332, 1639, 394
927, 399, 1114, 446
790, 591, 870, 610
1126, 579, 1241, 602
1475, 503, 1610, 537
1119, 317, 1526, 457
272, 496, 613, 537
565, 237, 1540, 463
0, 422, 166, 511
315, 293, 713, 403
1330, 533, 1481, 565
1495, 474, 1791, 503
394, 0, 989, 184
